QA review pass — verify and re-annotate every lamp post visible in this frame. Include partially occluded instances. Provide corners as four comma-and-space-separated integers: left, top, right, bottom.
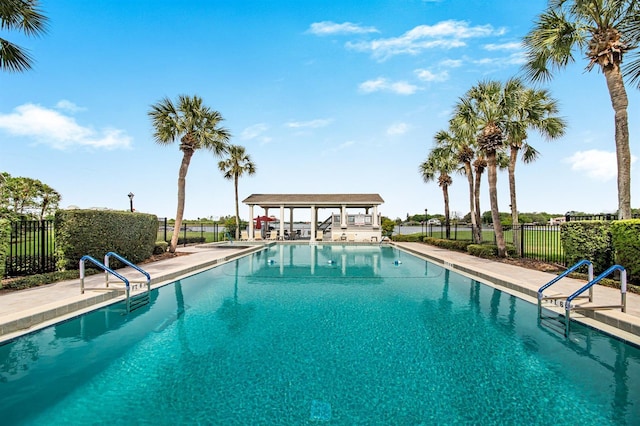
424, 208, 428, 236
128, 192, 134, 212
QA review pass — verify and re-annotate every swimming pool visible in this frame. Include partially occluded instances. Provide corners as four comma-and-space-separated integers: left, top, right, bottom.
0, 244, 638, 424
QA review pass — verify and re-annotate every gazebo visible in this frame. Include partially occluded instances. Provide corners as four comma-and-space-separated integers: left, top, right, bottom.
242, 193, 384, 242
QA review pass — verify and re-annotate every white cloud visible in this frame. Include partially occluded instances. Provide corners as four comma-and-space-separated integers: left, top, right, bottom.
346, 20, 505, 61
439, 58, 463, 68
483, 41, 522, 51
359, 78, 419, 95
241, 123, 269, 140
566, 150, 618, 180
387, 123, 409, 136
0, 103, 131, 150
415, 68, 449, 82
285, 118, 332, 128
308, 21, 379, 36
55, 100, 86, 113
472, 52, 526, 66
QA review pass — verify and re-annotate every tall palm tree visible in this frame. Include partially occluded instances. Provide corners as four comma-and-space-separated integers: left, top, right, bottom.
149, 95, 231, 253
455, 80, 509, 256
433, 127, 481, 243
218, 145, 256, 239
0, 0, 48, 72
502, 78, 566, 251
419, 146, 457, 239
522, 0, 636, 219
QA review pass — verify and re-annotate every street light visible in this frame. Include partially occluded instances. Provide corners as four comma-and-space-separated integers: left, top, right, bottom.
424, 208, 428, 236
128, 192, 134, 212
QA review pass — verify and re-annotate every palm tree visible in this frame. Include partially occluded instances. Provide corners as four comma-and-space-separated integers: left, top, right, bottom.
0, 0, 48, 72
502, 78, 566, 251
433, 127, 481, 243
218, 145, 256, 239
455, 80, 509, 256
419, 146, 457, 239
149, 95, 231, 253
522, 0, 636, 219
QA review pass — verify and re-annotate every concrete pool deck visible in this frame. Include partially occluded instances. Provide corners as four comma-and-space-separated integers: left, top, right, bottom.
1, 241, 639, 346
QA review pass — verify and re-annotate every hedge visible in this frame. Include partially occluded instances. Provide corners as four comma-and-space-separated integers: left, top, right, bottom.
561, 221, 612, 274
610, 219, 640, 283
55, 210, 158, 270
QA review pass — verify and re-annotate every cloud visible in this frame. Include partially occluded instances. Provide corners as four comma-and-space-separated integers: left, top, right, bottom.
387, 123, 409, 136
241, 123, 269, 140
308, 21, 379, 36
415, 68, 449, 82
359, 78, 419, 95
0, 103, 131, 150
346, 20, 505, 61
285, 118, 332, 128
55, 99, 86, 113
565, 150, 627, 181
483, 41, 522, 51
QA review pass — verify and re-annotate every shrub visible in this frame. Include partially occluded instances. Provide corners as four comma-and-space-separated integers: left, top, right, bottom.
391, 234, 422, 242
176, 236, 206, 245
55, 210, 158, 270
424, 237, 473, 252
153, 241, 168, 254
561, 221, 613, 274
610, 219, 640, 283
0, 219, 9, 280
467, 243, 517, 258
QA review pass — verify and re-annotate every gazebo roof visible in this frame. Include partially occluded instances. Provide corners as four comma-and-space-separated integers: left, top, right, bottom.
242, 193, 384, 208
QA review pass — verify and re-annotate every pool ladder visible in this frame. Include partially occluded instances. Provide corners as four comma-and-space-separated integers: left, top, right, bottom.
80, 252, 151, 313
537, 260, 627, 337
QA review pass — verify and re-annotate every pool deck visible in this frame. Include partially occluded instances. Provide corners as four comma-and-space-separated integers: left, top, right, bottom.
1, 241, 639, 346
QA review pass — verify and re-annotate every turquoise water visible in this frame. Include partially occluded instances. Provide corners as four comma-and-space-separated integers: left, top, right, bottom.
0, 245, 638, 425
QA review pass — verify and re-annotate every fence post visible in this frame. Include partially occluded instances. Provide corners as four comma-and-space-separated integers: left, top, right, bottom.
520, 224, 525, 258
39, 220, 46, 274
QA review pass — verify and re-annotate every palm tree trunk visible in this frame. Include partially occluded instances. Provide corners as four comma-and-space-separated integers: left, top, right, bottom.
508, 145, 521, 254
487, 152, 506, 257
169, 149, 194, 253
443, 185, 451, 239
464, 162, 478, 243
234, 174, 240, 240
473, 167, 483, 243
603, 66, 631, 219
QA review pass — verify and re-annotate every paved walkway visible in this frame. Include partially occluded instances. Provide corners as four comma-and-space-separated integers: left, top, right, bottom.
1, 242, 639, 346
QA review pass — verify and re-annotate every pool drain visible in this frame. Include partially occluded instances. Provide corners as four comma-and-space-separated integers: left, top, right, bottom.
310, 399, 332, 422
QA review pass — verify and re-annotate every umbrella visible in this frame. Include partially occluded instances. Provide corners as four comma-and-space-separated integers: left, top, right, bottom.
254, 215, 275, 229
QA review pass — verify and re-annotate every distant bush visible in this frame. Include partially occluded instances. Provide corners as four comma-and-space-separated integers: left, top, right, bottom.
176, 236, 206, 245
391, 234, 423, 242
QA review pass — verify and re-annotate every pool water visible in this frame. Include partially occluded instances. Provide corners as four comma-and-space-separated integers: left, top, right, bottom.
1, 245, 638, 425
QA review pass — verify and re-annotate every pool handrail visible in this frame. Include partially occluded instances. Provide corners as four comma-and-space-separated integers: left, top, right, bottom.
80, 254, 130, 296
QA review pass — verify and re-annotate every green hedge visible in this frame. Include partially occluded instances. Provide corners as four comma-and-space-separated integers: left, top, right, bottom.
611, 219, 640, 282
424, 237, 473, 251
391, 234, 423, 242
467, 244, 517, 258
561, 221, 612, 274
0, 219, 9, 280
55, 210, 158, 270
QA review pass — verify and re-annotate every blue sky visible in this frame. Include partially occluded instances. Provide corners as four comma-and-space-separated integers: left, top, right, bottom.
1, 0, 638, 222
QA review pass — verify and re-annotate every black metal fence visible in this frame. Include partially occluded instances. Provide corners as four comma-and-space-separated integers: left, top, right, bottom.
423, 223, 566, 264
157, 218, 226, 244
5, 220, 56, 277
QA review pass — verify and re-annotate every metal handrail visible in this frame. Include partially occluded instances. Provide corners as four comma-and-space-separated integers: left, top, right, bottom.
104, 252, 151, 286
537, 260, 593, 318
565, 265, 627, 336
80, 255, 131, 303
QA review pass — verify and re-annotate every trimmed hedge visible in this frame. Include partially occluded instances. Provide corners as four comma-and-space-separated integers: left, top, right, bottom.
424, 237, 473, 252
561, 221, 612, 274
391, 234, 423, 242
55, 210, 158, 270
0, 219, 9, 280
154, 241, 168, 254
467, 244, 517, 258
611, 219, 640, 282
